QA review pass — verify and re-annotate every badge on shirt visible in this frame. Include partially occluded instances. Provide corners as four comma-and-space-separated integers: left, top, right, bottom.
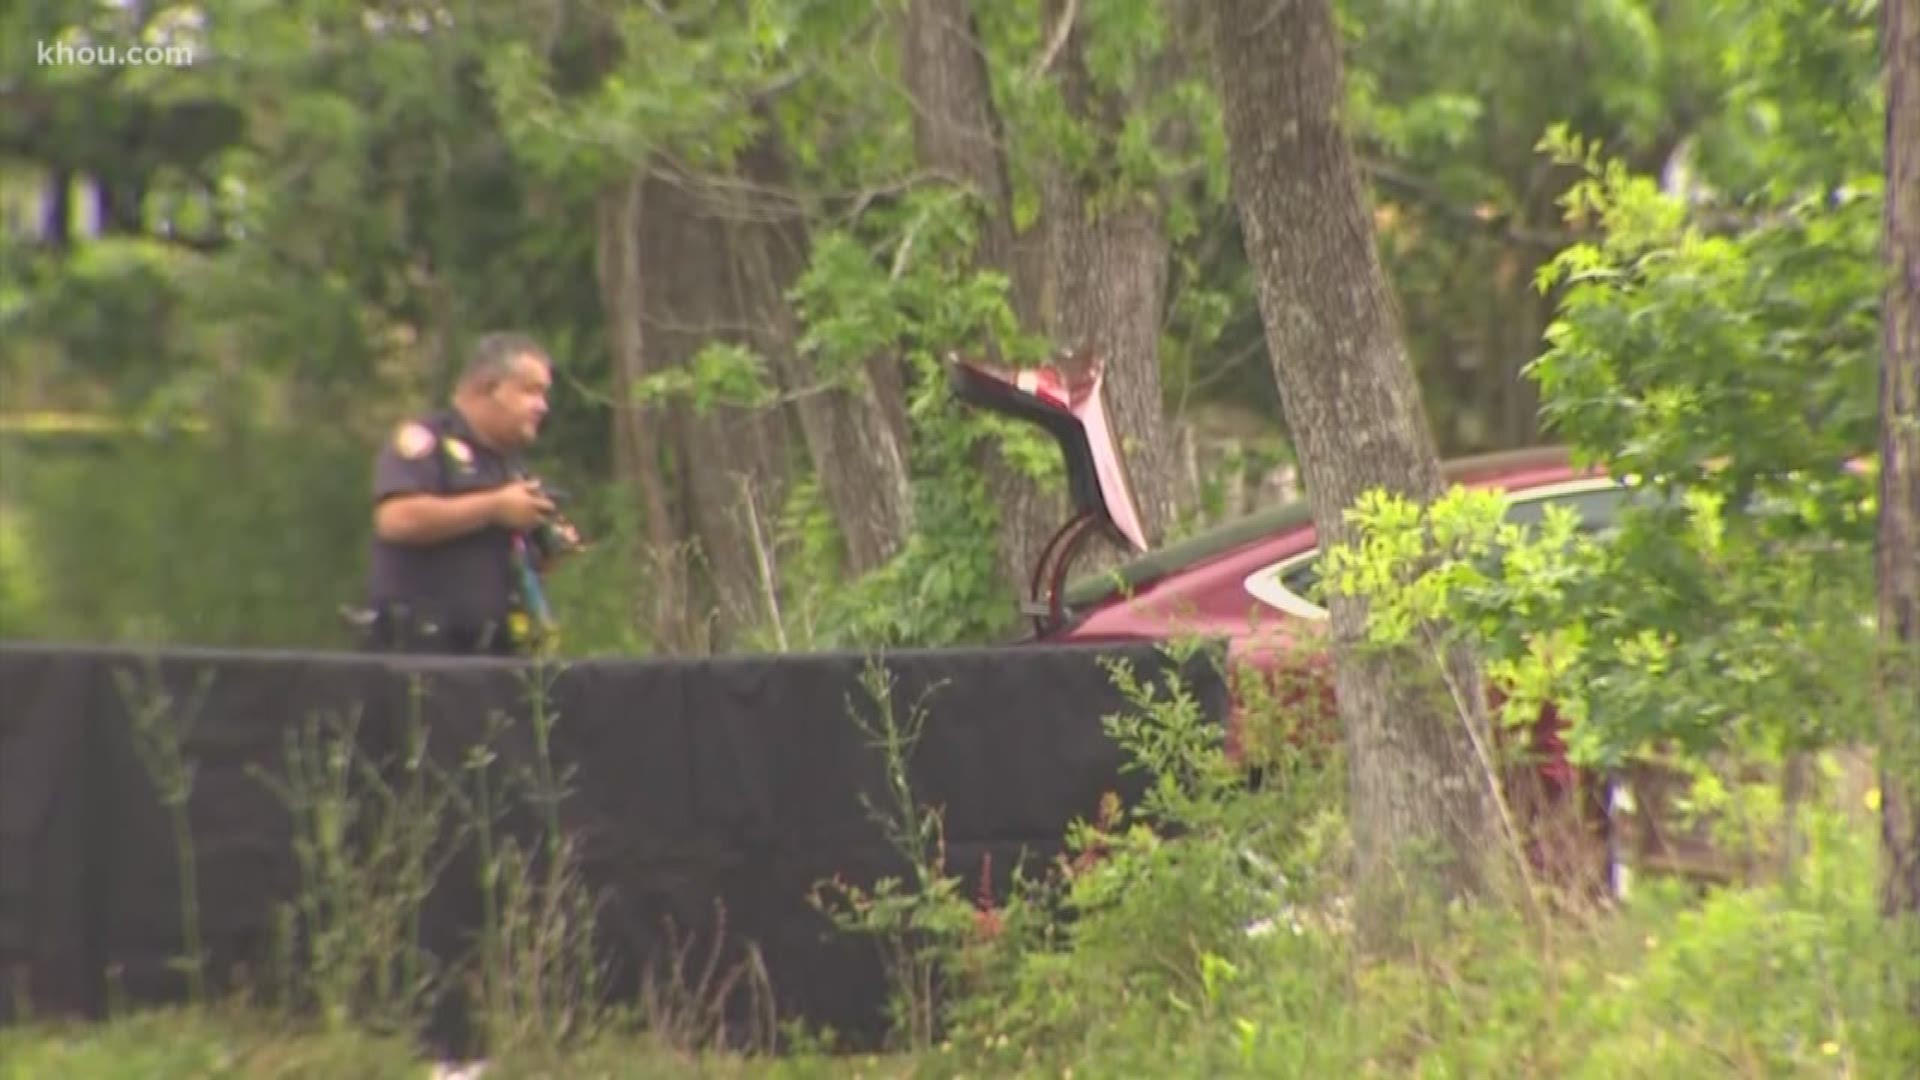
442, 437, 475, 469
393, 422, 434, 459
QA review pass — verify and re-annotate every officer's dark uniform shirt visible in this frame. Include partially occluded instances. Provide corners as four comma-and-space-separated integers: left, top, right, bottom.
366, 407, 525, 641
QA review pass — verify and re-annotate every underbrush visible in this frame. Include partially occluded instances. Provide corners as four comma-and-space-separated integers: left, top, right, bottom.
924, 807, 1915, 1078
8, 696, 1909, 1078
821, 647, 1920, 1079
6, 816, 1908, 1079
0, 1006, 884, 1080
5, 646, 1916, 1078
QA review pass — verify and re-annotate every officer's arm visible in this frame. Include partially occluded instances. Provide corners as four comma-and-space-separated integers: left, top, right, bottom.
372, 421, 503, 545
375, 490, 506, 545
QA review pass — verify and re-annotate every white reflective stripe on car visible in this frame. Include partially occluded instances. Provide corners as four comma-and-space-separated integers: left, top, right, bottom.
1243, 550, 1328, 620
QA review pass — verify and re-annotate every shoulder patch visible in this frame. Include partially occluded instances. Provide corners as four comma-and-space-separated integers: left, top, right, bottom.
442, 437, 474, 465
392, 421, 435, 459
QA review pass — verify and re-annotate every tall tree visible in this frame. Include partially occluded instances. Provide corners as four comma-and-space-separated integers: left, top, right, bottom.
1204, 0, 1510, 934
1878, 0, 1920, 966
727, 132, 915, 578
598, 173, 695, 651
899, 0, 1069, 594
638, 167, 800, 649
1035, 0, 1185, 545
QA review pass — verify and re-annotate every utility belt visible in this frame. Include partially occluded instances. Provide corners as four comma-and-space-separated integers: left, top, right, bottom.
342, 603, 523, 657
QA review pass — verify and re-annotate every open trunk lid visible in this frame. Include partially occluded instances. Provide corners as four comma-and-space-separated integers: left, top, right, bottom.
947, 353, 1150, 632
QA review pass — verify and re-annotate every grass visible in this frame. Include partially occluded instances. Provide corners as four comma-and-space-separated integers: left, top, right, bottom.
6, 844, 1913, 1079
0, 1007, 917, 1080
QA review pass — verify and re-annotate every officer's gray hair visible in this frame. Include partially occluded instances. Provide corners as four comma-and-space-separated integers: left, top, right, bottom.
461, 331, 550, 387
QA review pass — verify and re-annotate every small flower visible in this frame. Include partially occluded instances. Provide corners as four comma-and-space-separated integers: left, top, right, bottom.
1865, 788, 1881, 812
1822, 1041, 1841, 1057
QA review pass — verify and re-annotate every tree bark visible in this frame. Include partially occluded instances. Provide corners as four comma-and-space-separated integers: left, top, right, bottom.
730, 135, 915, 575
901, 0, 1065, 598
1877, 0, 1920, 956
639, 169, 799, 650
899, 0, 1040, 324
596, 173, 694, 651
1037, 1, 1182, 546
1205, 0, 1510, 935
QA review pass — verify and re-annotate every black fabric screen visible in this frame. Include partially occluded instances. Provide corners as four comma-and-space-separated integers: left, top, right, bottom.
0, 639, 1227, 1049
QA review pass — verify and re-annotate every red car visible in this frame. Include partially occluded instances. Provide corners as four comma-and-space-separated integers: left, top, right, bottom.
951, 353, 1626, 888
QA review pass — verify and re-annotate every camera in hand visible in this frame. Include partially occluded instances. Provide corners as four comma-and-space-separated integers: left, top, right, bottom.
520, 476, 584, 557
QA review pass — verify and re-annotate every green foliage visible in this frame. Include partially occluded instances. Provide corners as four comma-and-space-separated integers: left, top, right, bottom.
1538, 127, 1882, 507
3, 239, 191, 404
809, 663, 987, 1050
806, 638, 1351, 1061
531, 486, 658, 658
481, 3, 785, 186
0, 494, 46, 633
1688, 0, 1884, 199
1312, 122, 1884, 763
248, 705, 456, 1036
1320, 486, 1596, 712
794, 629, 1918, 1075
786, 187, 1060, 648
628, 343, 780, 415
1321, 477, 1880, 770
1, 420, 369, 648
1520, 130, 1881, 759
0, 1009, 426, 1080
943, 655, 1338, 1060
1337, 0, 1752, 449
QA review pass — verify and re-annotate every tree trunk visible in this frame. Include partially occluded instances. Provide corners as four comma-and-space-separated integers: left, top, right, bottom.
1038, 2, 1181, 546
730, 135, 915, 576
1205, 0, 1511, 936
1491, 257, 1548, 450
901, 0, 1065, 597
596, 173, 694, 651
640, 169, 799, 650
1877, 0, 1920, 961
899, 0, 1039, 323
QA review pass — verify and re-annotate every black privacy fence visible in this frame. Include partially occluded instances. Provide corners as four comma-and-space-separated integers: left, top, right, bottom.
0, 638, 1227, 1051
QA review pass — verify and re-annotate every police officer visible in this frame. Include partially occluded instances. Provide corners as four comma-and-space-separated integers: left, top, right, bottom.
360, 331, 578, 655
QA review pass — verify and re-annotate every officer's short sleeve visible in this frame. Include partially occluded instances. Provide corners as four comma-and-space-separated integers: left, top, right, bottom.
373, 420, 444, 503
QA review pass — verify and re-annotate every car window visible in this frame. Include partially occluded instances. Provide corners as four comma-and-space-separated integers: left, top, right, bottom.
1251, 480, 1633, 617
1501, 485, 1631, 532
1278, 557, 1323, 603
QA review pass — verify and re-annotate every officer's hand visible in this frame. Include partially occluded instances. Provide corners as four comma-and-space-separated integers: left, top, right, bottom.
491, 480, 556, 531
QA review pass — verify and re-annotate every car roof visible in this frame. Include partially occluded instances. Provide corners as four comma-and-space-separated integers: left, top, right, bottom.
1061, 444, 1586, 610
